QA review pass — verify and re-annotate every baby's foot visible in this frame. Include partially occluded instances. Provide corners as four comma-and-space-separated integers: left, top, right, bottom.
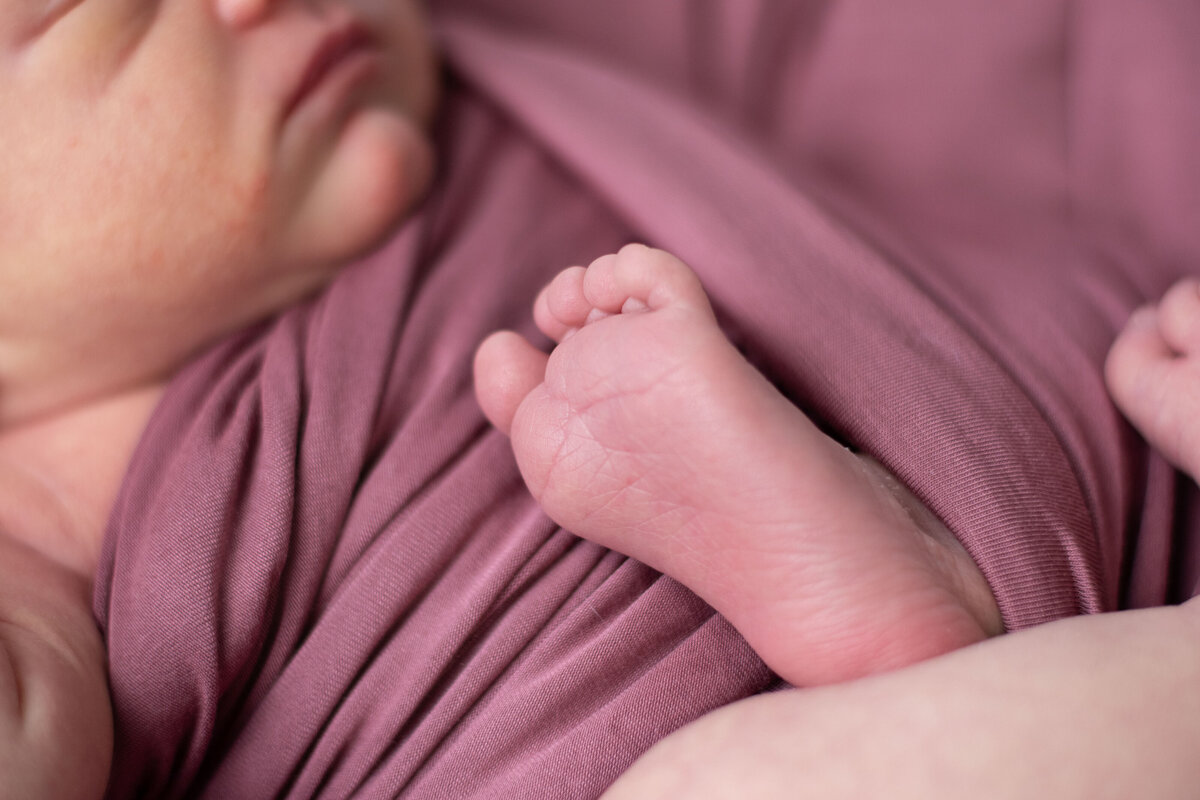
1107, 278, 1200, 481
475, 245, 1000, 685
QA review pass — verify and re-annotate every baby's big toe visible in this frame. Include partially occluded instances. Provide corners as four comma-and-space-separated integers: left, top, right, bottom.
474, 331, 549, 435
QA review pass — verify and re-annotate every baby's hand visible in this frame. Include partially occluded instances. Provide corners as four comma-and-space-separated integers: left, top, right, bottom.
0, 533, 111, 800
1107, 278, 1200, 481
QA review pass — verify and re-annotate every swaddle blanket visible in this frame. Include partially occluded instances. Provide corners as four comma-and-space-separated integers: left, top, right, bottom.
94, 1, 1200, 797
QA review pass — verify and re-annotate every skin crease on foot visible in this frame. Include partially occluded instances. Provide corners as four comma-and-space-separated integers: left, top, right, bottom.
475, 244, 1002, 687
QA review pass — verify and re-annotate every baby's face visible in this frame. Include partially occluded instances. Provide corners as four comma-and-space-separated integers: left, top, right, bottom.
0, 0, 437, 420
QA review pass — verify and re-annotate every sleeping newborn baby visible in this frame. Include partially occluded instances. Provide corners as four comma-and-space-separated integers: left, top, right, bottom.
0, 0, 1019, 795
0, 0, 1077, 796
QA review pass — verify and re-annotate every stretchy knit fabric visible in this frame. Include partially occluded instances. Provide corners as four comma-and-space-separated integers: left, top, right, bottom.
95, 2, 1200, 797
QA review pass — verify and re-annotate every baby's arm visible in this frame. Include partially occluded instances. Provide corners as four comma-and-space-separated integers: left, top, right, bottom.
0, 533, 111, 800
605, 600, 1200, 799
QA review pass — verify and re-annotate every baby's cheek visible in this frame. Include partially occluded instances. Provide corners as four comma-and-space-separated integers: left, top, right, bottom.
280, 107, 433, 266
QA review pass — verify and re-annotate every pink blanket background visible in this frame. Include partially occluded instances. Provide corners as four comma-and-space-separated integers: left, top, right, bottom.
94, 1, 1200, 797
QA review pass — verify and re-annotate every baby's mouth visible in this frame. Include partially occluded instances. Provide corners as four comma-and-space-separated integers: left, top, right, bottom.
284, 23, 375, 120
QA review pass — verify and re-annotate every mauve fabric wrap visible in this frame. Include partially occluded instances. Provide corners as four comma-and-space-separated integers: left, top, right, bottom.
93, 1, 1200, 798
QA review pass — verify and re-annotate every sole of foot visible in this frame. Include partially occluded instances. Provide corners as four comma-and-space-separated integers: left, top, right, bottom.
475, 244, 1001, 685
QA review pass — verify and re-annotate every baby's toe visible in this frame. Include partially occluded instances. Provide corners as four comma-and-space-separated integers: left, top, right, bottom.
582, 244, 714, 316
474, 331, 550, 435
534, 266, 591, 342
1157, 278, 1200, 355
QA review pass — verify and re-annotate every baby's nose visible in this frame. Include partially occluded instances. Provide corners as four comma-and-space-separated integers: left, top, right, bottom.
214, 0, 278, 27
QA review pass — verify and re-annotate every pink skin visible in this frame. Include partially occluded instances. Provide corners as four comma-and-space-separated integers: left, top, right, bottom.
0, 1, 437, 796
604, 600, 1200, 799
475, 245, 1001, 687
0, 0, 437, 425
1106, 278, 1200, 481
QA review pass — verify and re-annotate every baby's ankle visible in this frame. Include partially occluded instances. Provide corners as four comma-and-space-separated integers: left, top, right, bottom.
857, 454, 1003, 637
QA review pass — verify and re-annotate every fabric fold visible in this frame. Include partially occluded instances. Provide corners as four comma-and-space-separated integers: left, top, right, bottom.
96, 2, 1199, 797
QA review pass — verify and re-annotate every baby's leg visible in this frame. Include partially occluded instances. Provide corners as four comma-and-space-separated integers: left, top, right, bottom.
1107, 279, 1200, 482
475, 245, 1000, 686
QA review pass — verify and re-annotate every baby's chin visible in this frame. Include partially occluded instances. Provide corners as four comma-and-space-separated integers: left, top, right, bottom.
280, 108, 435, 269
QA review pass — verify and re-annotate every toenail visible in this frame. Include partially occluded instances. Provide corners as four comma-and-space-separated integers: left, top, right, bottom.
586, 308, 612, 325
